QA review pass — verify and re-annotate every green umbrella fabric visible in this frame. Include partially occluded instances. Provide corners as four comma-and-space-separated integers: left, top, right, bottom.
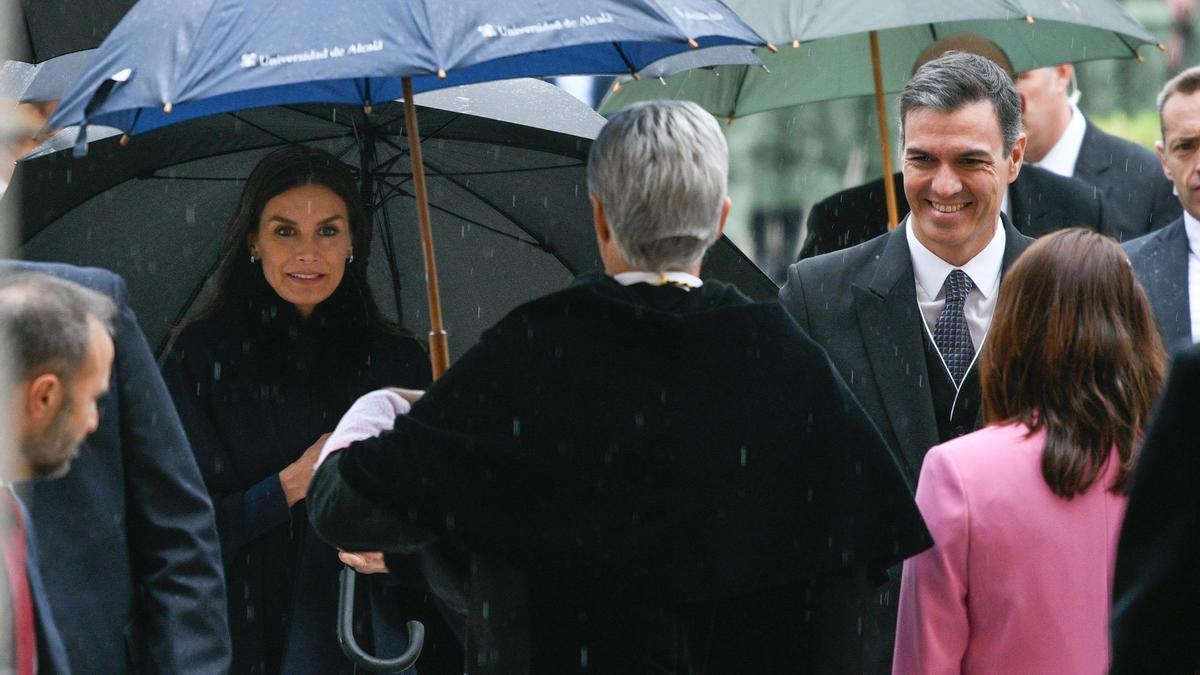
600, 0, 1160, 118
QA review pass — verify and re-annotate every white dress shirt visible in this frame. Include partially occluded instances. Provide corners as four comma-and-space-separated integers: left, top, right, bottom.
1184, 212, 1200, 343
1032, 102, 1088, 178
612, 271, 703, 288
905, 216, 1007, 361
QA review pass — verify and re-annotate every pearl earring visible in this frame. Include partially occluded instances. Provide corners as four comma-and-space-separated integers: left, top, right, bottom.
249, 253, 257, 263
347, 253, 355, 263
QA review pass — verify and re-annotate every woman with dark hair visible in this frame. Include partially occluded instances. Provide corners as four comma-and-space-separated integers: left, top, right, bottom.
162, 145, 437, 673
893, 229, 1167, 674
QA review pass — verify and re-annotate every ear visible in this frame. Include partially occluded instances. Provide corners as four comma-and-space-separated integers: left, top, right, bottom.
1007, 132, 1027, 183
24, 373, 63, 431
1156, 139, 1173, 180
591, 194, 611, 245
717, 196, 731, 238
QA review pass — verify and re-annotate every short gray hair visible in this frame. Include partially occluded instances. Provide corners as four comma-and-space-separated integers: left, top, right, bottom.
588, 100, 728, 272
900, 51, 1022, 153
0, 273, 116, 382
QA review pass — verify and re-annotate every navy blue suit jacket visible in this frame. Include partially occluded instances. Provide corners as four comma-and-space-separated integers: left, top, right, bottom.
5, 262, 231, 674
1124, 217, 1193, 354
5, 493, 72, 675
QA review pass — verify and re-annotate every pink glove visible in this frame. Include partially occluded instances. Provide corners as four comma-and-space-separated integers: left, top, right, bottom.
315, 389, 411, 470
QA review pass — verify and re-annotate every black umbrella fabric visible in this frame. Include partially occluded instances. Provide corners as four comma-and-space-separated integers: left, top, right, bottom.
2, 0, 136, 63
9, 79, 775, 358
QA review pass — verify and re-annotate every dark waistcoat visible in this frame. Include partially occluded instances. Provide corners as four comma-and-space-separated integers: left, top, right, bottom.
920, 326, 984, 444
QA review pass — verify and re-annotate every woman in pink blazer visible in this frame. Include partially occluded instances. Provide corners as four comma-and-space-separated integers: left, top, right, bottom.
893, 229, 1167, 674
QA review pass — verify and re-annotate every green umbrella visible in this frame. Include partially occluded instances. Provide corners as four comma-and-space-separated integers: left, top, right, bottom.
600, 0, 1161, 229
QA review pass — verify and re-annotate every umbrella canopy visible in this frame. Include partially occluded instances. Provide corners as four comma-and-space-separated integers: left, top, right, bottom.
602, 0, 1159, 117
0, 0, 136, 63
47, 0, 766, 138
9, 79, 775, 357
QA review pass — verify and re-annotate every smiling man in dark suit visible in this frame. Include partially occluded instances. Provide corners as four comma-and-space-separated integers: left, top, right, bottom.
799, 35, 1116, 260
1124, 65, 1200, 356
781, 51, 1034, 672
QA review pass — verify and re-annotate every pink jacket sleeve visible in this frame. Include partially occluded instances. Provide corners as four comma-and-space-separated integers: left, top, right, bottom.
894, 446, 971, 675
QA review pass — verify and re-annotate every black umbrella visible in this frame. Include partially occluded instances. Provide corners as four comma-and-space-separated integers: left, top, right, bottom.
1, 0, 135, 63
7, 79, 775, 670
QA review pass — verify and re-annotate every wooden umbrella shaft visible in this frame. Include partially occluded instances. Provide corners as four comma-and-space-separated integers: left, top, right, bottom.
869, 31, 900, 231
401, 76, 450, 378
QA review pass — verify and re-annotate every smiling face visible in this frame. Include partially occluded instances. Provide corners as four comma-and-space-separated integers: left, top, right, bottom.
249, 183, 353, 317
1157, 88, 1200, 220
902, 99, 1025, 266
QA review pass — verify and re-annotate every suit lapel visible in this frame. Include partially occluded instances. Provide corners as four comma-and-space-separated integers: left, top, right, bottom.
1147, 220, 1192, 351
1008, 172, 1050, 236
1074, 123, 1110, 184
999, 214, 1034, 271
14, 495, 70, 675
852, 225, 938, 481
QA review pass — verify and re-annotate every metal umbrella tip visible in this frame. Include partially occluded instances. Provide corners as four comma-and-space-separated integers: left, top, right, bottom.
163, 102, 173, 114
631, 71, 641, 81
612, 81, 622, 93
766, 42, 778, 53
119, 134, 129, 146
364, 102, 373, 115
792, 40, 801, 49
1136, 54, 1146, 62
687, 38, 699, 49
726, 114, 735, 125
1157, 43, 1167, 51
1025, 15, 1035, 24
438, 69, 447, 79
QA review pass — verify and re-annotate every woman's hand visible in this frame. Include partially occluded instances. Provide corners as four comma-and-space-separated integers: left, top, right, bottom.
338, 550, 390, 574
279, 432, 331, 507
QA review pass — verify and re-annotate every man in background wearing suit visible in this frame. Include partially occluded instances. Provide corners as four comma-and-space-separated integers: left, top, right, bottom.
799, 34, 1114, 259
1017, 63, 1180, 239
781, 51, 1034, 671
0, 273, 116, 675
3, 261, 231, 674
1124, 65, 1200, 355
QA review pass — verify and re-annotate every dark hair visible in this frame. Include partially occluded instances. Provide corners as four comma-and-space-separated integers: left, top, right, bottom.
185, 145, 395, 332
901, 50, 1022, 153
981, 229, 1166, 498
0, 273, 116, 381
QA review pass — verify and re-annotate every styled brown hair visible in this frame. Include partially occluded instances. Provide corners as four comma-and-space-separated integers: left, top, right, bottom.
981, 229, 1166, 498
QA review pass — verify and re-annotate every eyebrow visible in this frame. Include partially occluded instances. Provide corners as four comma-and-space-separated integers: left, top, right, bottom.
904, 146, 993, 160
265, 214, 347, 225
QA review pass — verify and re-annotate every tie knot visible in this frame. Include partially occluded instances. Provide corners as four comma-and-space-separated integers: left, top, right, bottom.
943, 269, 973, 304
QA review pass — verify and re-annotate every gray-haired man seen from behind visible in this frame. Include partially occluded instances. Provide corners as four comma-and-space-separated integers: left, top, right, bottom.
306, 100, 928, 674
0, 273, 117, 675
781, 51, 1036, 672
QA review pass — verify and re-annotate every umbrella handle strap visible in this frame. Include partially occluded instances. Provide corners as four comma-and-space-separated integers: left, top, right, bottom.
338, 566, 425, 672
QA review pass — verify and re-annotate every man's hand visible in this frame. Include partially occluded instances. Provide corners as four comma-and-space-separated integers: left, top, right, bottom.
338, 550, 390, 574
280, 432, 331, 507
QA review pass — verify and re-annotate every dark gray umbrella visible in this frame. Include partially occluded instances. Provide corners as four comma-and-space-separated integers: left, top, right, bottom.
1, 0, 136, 63
10, 79, 773, 358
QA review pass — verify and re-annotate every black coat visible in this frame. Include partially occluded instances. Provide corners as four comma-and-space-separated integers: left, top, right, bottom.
1124, 217, 1193, 354
1110, 345, 1200, 674
6, 261, 230, 674
308, 275, 929, 674
162, 275, 433, 674
798, 165, 1110, 259
1075, 121, 1180, 240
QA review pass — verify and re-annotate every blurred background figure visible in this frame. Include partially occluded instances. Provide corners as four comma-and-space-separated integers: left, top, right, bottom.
1109, 342, 1200, 674
1015, 62, 1179, 239
161, 145, 454, 674
0, 272, 117, 675
1125, 64, 1200, 354
894, 229, 1166, 674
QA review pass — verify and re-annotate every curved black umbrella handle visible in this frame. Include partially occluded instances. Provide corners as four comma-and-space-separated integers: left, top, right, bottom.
338, 566, 425, 672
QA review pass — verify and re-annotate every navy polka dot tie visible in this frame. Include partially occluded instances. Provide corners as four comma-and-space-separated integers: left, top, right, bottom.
933, 269, 975, 386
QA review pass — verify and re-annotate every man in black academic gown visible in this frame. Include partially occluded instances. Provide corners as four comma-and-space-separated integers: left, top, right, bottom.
308, 100, 929, 674
781, 52, 1035, 672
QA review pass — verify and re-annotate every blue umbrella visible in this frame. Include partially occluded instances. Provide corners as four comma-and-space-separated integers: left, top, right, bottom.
48, 0, 764, 376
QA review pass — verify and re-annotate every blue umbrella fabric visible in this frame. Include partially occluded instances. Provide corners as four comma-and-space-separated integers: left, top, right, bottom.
48, 0, 765, 144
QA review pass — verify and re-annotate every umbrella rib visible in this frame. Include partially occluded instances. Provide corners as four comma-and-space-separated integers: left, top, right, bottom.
375, 176, 544, 249
279, 104, 357, 132
156, 254, 223, 357
420, 157, 553, 248
227, 113, 297, 145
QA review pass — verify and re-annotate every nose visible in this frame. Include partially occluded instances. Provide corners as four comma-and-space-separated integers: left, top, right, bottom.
295, 235, 318, 263
930, 164, 962, 198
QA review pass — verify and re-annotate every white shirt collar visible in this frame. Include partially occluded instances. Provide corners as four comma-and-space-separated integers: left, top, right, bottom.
612, 271, 704, 288
1033, 102, 1087, 178
905, 215, 1006, 300
1184, 211, 1200, 256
